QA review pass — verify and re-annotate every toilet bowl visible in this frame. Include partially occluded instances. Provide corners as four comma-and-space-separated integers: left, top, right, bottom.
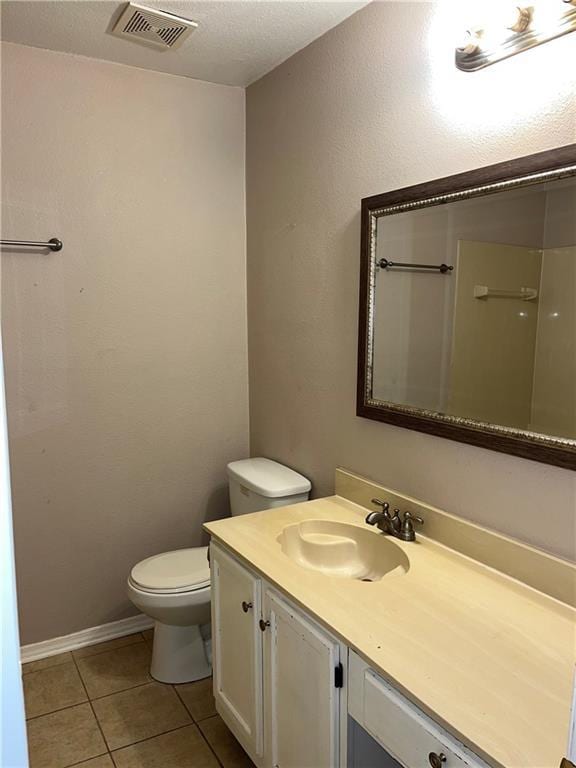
128, 458, 311, 684
127, 547, 211, 683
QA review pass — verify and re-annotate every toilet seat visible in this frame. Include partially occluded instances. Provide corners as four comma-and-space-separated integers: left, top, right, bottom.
130, 546, 210, 594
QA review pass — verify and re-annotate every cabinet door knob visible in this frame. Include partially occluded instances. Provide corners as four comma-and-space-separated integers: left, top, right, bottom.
428, 753, 447, 768
241, 601, 253, 613
259, 619, 270, 632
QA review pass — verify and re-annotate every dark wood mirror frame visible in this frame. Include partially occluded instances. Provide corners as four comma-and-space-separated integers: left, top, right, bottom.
357, 144, 576, 470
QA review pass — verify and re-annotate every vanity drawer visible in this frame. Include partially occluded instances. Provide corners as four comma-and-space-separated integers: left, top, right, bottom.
348, 652, 490, 768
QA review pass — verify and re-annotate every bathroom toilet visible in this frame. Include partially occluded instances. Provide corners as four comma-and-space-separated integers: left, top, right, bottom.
127, 457, 311, 684
127, 547, 212, 684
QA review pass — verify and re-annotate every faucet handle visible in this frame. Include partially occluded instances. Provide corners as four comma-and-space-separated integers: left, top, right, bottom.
400, 510, 424, 541
371, 498, 390, 514
403, 510, 424, 525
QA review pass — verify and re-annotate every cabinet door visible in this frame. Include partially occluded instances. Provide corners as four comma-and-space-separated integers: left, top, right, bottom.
263, 589, 340, 768
211, 544, 263, 759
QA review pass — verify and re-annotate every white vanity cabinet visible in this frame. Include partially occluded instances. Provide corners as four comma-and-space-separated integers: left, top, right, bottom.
210, 542, 343, 768
211, 541, 490, 768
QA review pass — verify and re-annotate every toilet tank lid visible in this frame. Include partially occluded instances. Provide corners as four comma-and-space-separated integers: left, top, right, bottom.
227, 458, 311, 498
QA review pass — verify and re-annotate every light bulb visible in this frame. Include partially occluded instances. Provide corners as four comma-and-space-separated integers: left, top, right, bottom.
477, 4, 533, 48
508, 6, 533, 32
456, 28, 482, 55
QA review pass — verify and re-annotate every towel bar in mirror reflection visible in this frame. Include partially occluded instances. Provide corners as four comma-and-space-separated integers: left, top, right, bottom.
377, 258, 453, 274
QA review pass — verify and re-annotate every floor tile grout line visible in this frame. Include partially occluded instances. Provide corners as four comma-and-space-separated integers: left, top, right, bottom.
80, 664, 192, 753
71, 633, 146, 662
172, 682, 205, 724
196, 718, 226, 768
72, 642, 195, 754
171, 680, 218, 723
195, 711, 219, 723
25, 659, 154, 721
71, 650, 113, 756
85, 677, 157, 703
75, 641, 152, 689
22, 633, 147, 675
24, 631, 228, 766
109, 721, 195, 755
172, 685, 225, 768
73, 635, 154, 702
25, 697, 90, 723
22, 659, 72, 677
198, 713, 256, 768
64, 747, 110, 768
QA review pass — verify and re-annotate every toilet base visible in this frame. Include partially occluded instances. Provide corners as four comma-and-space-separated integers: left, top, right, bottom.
150, 621, 212, 684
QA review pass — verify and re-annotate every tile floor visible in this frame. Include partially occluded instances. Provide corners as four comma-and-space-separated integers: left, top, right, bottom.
22, 630, 255, 768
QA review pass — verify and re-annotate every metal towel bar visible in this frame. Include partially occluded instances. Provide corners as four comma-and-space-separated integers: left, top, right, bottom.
1, 238, 63, 252
377, 258, 453, 274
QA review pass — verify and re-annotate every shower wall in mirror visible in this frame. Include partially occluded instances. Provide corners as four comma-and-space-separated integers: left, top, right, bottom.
357, 146, 576, 469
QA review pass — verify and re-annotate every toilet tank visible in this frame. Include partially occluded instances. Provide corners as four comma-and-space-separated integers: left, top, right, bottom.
227, 458, 311, 516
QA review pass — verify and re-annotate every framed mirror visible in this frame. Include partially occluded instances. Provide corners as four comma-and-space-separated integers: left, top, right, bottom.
357, 145, 576, 470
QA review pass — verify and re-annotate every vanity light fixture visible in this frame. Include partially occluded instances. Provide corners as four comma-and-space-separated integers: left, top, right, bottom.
456, 1, 576, 71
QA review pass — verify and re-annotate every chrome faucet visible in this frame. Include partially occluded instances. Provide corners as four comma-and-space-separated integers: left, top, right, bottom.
366, 499, 423, 542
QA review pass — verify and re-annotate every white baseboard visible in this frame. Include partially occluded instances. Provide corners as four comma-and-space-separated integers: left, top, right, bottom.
21, 614, 154, 664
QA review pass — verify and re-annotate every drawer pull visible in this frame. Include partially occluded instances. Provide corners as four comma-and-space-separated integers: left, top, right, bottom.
259, 619, 270, 632
241, 601, 253, 613
428, 753, 447, 768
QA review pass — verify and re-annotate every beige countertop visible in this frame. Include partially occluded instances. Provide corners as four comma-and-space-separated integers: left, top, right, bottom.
204, 495, 575, 768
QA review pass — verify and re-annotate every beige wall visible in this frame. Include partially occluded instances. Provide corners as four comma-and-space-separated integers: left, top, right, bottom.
1, 43, 248, 644
246, 2, 576, 560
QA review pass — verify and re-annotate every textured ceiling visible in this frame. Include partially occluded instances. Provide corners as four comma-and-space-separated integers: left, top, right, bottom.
0, 1, 370, 86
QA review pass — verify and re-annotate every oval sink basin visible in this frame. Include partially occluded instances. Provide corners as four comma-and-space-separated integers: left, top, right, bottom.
278, 520, 409, 581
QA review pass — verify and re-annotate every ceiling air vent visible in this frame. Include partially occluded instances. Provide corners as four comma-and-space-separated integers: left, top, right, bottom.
112, 3, 198, 50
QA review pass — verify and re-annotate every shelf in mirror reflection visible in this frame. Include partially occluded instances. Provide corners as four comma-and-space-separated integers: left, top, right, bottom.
473, 285, 538, 300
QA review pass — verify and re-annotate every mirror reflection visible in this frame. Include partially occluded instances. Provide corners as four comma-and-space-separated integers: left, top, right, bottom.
371, 177, 576, 439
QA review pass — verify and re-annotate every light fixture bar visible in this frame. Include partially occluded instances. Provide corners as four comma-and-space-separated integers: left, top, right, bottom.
456, 2, 576, 71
